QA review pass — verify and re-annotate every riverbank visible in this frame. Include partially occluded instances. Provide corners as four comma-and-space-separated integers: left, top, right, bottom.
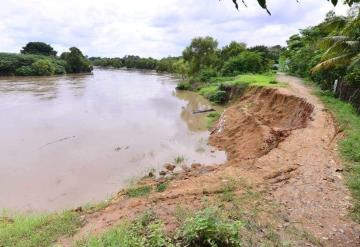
2, 74, 359, 246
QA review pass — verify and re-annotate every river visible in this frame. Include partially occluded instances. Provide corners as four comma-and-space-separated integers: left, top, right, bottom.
0, 68, 226, 212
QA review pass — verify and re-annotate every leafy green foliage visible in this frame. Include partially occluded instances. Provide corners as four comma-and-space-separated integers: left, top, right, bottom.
222, 51, 265, 76
156, 182, 168, 192
345, 65, 360, 85
20, 42, 57, 56
77, 211, 172, 247
31, 59, 56, 76
177, 207, 243, 247
176, 81, 191, 90
61, 47, 93, 73
183, 36, 219, 75
126, 185, 152, 198
0, 211, 81, 247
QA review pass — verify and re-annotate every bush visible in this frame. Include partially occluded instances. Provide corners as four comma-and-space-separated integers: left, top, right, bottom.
176, 81, 191, 90
177, 208, 243, 247
345, 66, 360, 85
209, 90, 228, 104
199, 67, 218, 82
15, 65, 35, 76
31, 59, 55, 76
222, 51, 264, 76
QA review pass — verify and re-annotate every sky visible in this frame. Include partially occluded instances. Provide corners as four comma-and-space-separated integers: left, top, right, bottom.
0, 0, 350, 58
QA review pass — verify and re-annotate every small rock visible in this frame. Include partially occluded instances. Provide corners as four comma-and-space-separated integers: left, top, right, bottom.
164, 163, 176, 172
75, 206, 83, 212
191, 163, 202, 169
173, 166, 183, 173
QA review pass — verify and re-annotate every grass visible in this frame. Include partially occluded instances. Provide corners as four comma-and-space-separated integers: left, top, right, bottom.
316, 90, 360, 221
207, 112, 222, 128
75, 211, 172, 247
227, 73, 279, 87
0, 211, 82, 247
173, 155, 185, 164
75, 176, 319, 247
194, 73, 282, 105
156, 182, 168, 192
126, 185, 152, 198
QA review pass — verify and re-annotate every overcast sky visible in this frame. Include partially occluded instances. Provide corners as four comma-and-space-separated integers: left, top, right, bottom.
0, 0, 349, 58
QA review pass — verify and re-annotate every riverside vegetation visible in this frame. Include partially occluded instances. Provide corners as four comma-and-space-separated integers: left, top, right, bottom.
0, 42, 93, 76
0, 7, 360, 247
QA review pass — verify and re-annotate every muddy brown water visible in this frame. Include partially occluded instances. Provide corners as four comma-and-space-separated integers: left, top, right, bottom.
0, 68, 226, 212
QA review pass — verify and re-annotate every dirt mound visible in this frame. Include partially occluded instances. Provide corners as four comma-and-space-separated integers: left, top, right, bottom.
210, 87, 314, 161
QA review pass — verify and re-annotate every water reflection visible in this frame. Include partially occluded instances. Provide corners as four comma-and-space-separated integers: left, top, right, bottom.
176, 91, 223, 132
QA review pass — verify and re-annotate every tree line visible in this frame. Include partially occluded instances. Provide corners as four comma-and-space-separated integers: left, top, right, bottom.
0, 42, 93, 76
92, 39, 282, 80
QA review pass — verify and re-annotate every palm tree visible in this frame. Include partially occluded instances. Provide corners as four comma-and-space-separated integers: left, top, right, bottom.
312, 14, 360, 72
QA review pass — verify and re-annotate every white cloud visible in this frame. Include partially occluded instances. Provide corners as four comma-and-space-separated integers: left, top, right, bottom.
0, 0, 350, 58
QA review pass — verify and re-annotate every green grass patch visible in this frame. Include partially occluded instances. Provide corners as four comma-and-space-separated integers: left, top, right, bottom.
316, 90, 360, 221
229, 73, 279, 87
207, 112, 222, 128
0, 211, 82, 247
196, 73, 281, 105
126, 185, 152, 198
156, 182, 168, 192
76, 211, 172, 247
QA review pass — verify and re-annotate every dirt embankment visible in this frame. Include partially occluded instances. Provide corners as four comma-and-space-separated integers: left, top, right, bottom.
210, 87, 314, 161
58, 75, 360, 246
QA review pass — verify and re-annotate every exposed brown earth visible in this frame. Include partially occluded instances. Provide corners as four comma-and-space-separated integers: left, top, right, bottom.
57, 74, 360, 246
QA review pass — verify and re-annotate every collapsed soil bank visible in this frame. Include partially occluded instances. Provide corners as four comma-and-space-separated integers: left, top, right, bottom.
58, 78, 360, 246
210, 87, 314, 161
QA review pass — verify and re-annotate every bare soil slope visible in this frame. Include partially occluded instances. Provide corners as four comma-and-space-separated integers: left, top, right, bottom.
58, 74, 360, 246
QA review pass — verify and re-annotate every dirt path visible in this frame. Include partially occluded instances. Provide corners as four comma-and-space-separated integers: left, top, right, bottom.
260, 74, 360, 245
58, 74, 360, 246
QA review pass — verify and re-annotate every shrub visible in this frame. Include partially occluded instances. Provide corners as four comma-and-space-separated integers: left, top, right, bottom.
209, 90, 228, 104
345, 66, 360, 85
199, 67, 218, 82
31, 59, 55, 76
176, 81, 191, 90
126, 185, 152, 197
177, 208, 243, 247
156, 182, 168, 192
15, 65, 35, 76
222, 51, 264, 76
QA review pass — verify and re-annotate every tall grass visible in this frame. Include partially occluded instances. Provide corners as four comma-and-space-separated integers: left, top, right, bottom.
0, 211, 81, 247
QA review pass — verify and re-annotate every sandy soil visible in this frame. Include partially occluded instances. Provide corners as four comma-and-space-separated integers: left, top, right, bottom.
57, 74, 360, 246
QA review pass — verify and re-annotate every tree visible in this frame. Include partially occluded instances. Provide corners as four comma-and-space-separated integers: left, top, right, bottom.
230, 0, 360, 15
312, 14, 360, 72
220, 41, 246, 61
21, 42, 57, 56
183, 36, 219, 74
60, 47, 93, 73
222, 51, 264, 75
